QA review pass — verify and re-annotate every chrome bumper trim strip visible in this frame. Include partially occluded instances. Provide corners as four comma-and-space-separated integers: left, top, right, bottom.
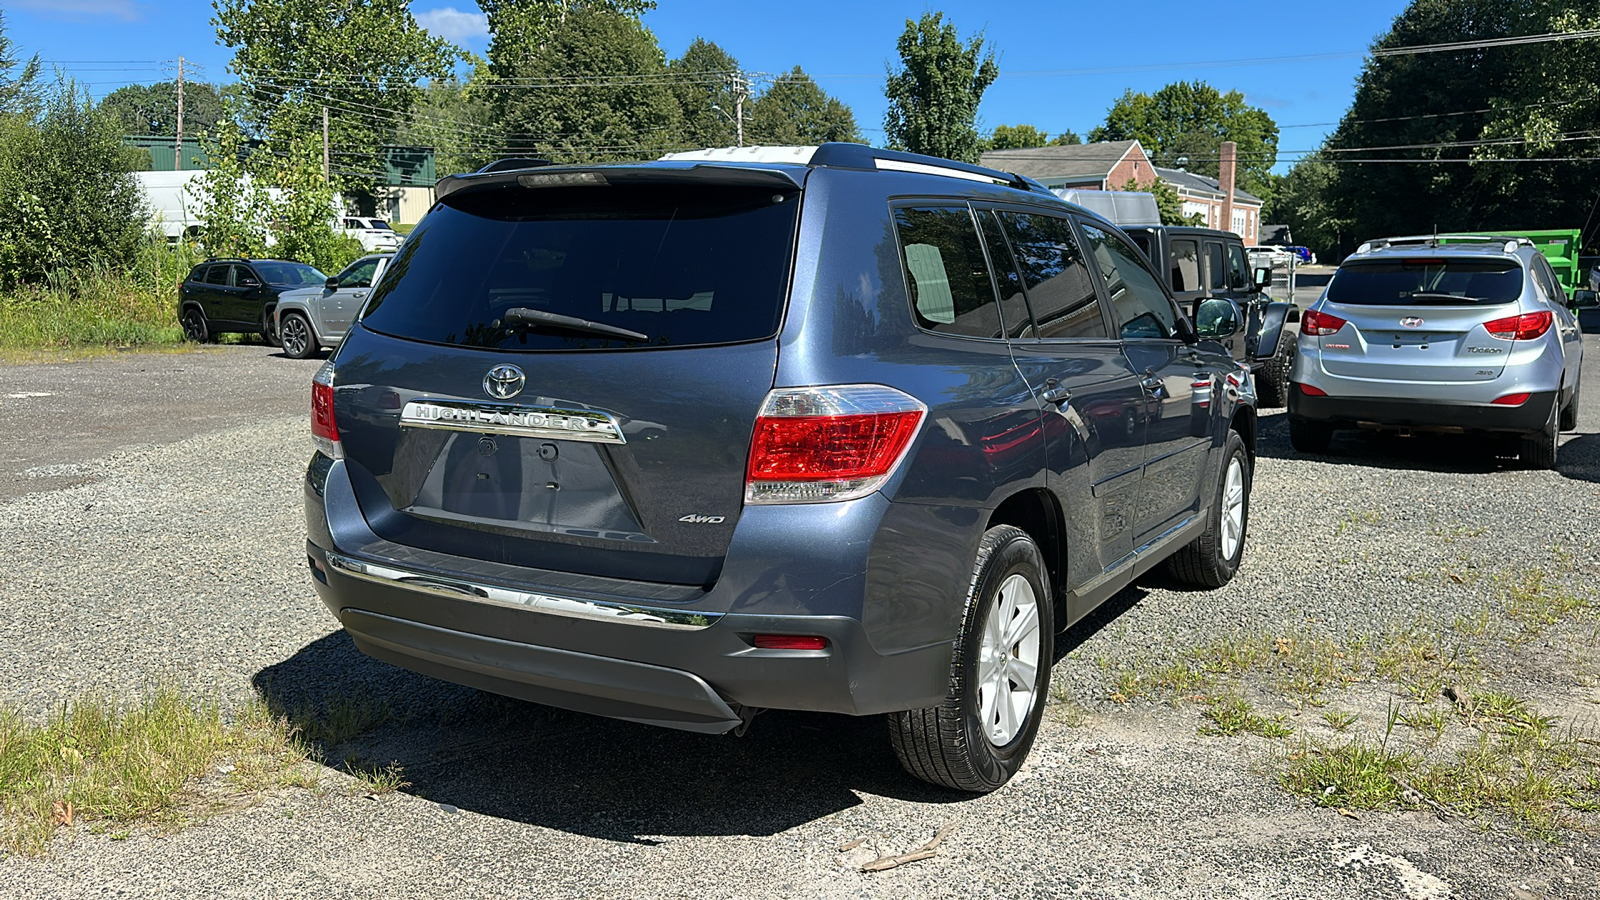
324, 552, 717, 631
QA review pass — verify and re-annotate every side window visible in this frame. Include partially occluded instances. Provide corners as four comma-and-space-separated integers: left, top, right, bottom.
995, 211, 1107, 339
1206, 242, 1226, 290
1171, 239, 1201, 292
893, 205, 1002, 339
1080, 222, 1181, 341
340, 259, 379, 289
1529, 258, 1559, 305
232, 265, 259, 287
976, 210, 1034, 339
1227, 244, 1250, 290
204, 264, 229, 286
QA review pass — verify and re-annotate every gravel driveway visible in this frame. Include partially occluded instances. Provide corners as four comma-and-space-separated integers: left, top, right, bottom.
1, 341, 1597, 899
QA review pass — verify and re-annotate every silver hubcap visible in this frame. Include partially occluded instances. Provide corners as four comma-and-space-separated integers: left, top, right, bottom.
1220, 457, 1246, 560
977, 573, 1041, 747
283, 318, 308, 355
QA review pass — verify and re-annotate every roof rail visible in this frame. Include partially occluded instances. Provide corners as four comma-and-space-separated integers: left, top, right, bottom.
807, 143, 1052, 194
1355, 234, 1532, 254
476, 157, 555, 174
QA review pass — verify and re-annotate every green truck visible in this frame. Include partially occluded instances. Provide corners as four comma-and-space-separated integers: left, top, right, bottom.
1440, 229, 1582, 297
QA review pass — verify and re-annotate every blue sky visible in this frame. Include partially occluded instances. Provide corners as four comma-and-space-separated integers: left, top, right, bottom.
5, 0, 1413, 172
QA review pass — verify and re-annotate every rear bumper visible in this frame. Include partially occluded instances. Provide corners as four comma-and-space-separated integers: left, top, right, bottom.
1288, 384, 1555, 434
303, 455, 957, 733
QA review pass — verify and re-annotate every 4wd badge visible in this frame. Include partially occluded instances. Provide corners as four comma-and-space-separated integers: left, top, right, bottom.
679, 514, 726, 524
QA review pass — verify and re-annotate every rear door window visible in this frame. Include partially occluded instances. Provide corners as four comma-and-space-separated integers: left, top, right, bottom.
995, 211, 1107, 339
1080, 222, 1181, 340
204, 264, 230, 286
1171, 239, 1201, 292
361, 183, 800, 351
893, 205, 1002, 338
1327, 259, 1523, 306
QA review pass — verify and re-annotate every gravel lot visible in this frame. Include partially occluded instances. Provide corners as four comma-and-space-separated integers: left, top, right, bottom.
2, 341, 1598, 899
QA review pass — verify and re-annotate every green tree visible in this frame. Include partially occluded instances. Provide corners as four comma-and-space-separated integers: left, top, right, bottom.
213, 0, 454, 204
668, 38, 741, 149
1261, 154, 1346, 258
488, 6, 682, 162
0, 90, 145, 286
883, 12, 999, 163
264, 133, 350, 272
1314, 0, 1600, 257
1049, 130, 1082, 146
395, 67, 498, 176
986, 124, 1048, 150
0, 10, 41, 116
190, 117, 270, 259
746, 67, 861, 145
98, 81, 228, 137
1089, 81, 1279, 197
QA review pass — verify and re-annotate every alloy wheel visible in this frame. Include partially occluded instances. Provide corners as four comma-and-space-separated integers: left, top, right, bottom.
1220, 456, 1245, 560
977, 573, 1041, 747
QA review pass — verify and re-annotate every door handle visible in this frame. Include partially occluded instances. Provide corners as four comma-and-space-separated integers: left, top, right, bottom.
353, 291, 369, 300
1040, 378, 1071, 404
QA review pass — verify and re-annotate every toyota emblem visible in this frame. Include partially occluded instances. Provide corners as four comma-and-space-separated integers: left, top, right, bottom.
483, 364, 526, 400
1399, 317, 1425, 328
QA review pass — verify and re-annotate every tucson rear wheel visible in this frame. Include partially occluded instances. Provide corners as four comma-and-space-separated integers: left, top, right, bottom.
1559, 384, 1580, 432
889, 524, 1053, 793
1520, 400, 1559, 470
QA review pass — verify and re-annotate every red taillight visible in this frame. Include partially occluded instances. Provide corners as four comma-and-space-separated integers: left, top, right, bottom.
746, 386, 925, 504
752, 635, 829, 651
1302, 309, 1347, 336
311, 360, 342, 457
1483, 311, 1552, 341
1297, 383, 1328, 397
1492, 392, 1531, 406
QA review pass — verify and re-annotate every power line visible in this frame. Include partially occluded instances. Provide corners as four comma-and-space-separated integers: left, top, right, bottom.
1371, 29, 1600, 57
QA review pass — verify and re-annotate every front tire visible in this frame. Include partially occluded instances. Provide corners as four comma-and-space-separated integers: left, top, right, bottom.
279, 311, 318, 360
1167, 431, 1251, 588
889, 525, 1053, 793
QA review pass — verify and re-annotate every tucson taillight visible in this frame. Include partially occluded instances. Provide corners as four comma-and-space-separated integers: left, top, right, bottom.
746, 385, 926, 505
1301, 309, 1347, 336
1483, 311, 1552, 341
311, 360, 342, 459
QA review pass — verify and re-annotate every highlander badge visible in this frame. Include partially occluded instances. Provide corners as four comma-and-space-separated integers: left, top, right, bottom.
400, 400, 626, 444
483, 364, 526, 400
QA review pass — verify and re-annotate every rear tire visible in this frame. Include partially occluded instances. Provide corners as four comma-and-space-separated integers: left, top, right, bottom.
1288, 414, 1333, 454
179, 306, 209, 343
1558, 384, 1579, 432
279, 311, 318, 360
1167, 431, 1251, 588
1520, 400, 1559, 470
261, 308, 282, 348
889, 525, 1053, 793
1255, 333, 1295, 409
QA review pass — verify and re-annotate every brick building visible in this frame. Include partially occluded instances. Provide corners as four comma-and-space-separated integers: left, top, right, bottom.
1153, 166, 1263, 245
978, 140, 1156, 191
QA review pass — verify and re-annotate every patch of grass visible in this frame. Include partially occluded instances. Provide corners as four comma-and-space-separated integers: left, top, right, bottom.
1335, 509, 1384, 534
1500, 571, 1590, 634
1396, 704, 1450, 742
1428, 521, 1488, 542
1322, 710, 1358, 732
1282, 739, 1419, 809
0, 241, 201, 354
0, 689, 309, 857
273, 694, 396, 751
1199, 697, 1293, 738
342, 758, 410, 796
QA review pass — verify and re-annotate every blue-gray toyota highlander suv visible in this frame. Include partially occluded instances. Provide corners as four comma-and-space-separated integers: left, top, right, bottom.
303, 143, 1258, 792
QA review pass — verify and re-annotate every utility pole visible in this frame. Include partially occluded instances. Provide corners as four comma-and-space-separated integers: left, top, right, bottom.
174, 56, 184, 171
322, 106, 330, 180
731, 73, 748, 147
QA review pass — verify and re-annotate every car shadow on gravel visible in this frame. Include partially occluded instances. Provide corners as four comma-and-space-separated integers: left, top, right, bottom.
254, 631, 966, 844
1253, 411, 1600, 481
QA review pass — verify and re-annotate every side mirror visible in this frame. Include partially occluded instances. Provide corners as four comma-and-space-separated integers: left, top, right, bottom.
1572, 289, 1598, 309
1253, 266, 1272, 289
1195, 297, 1243, 341
325, 277, 340, 291
238, 277, 261, 289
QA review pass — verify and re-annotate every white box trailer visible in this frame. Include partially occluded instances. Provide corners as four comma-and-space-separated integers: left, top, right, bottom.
134, 170, 206, 240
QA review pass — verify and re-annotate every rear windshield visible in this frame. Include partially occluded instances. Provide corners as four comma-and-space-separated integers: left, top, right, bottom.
255, 262, 326, 286
360, 183, 800, 351
1328, 258, 1522, 306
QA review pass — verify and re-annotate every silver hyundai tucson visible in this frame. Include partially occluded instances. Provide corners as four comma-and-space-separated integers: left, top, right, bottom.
1288, 235, 1584, 467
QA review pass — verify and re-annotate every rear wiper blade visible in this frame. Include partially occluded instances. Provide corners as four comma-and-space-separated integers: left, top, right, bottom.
502, 307, 649, 343
1404, 292, 1486, 304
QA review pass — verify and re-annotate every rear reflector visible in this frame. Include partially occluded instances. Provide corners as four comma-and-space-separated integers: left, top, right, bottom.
311, 360, 343, 459
746, 385, 926, 505
1297, 383, 1328, 397
1302, 309, 1347, 336
752, 635, 829, 651
1491, 392, 1531, 406
1483, 311, 1552, 341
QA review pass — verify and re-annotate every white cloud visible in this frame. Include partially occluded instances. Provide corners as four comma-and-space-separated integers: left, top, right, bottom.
415, 7, 489, 45
11, 0, 141, 21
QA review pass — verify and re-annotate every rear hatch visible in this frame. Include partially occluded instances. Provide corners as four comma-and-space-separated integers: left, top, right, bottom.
332, 171, 803, 586
1317, 256, 1523, 382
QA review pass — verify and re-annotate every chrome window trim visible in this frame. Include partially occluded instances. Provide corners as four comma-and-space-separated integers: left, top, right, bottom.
324, 552, 718, 631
